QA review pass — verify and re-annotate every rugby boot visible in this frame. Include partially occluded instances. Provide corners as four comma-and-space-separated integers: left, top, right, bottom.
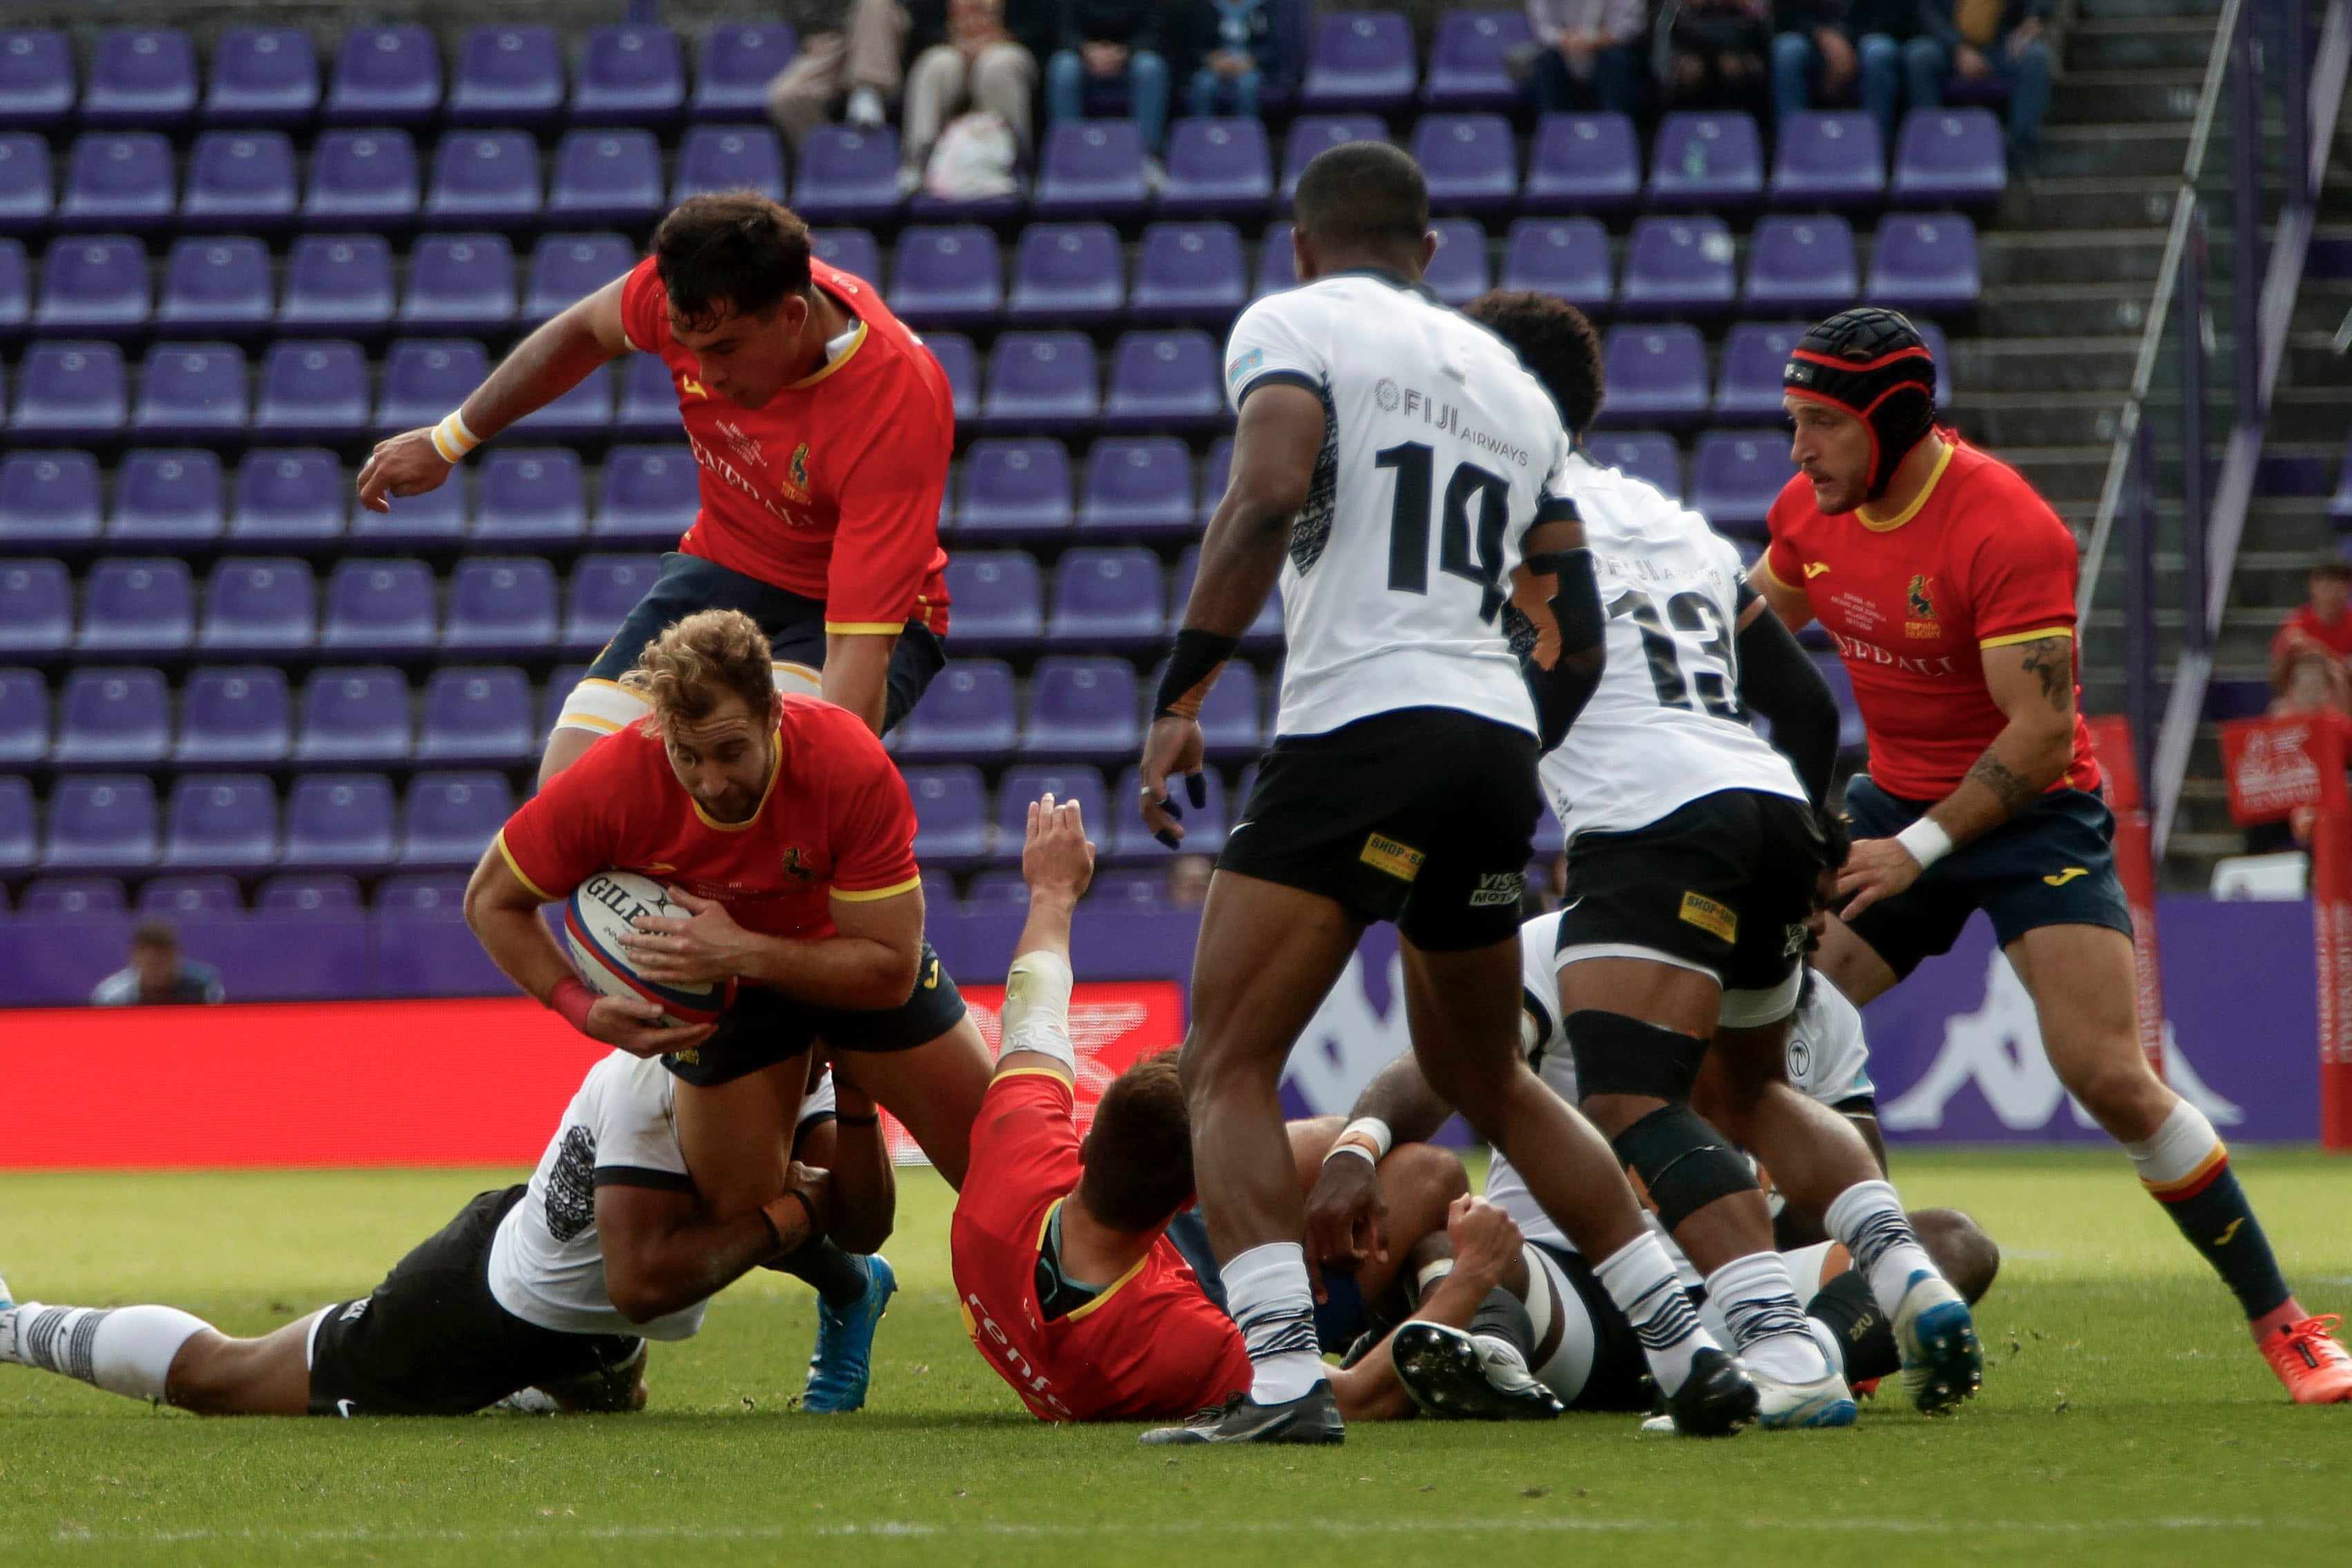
802, 1254, 895, 1413
2262, 1314, 2352, 1404
1388, 1322, 1563, 1421
1658, 1345, 1759, 1437
1749, 1366, 1859, 1429
1893, 1270, 1982, 1415
1139, 1381, 1345, 1445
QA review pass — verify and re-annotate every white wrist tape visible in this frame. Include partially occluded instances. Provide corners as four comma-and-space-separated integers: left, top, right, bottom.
1894, 816, 1954, 870
1000, 949, 1075, 1071
1322, 1116, 1393, 1166
430, 410, 482, 464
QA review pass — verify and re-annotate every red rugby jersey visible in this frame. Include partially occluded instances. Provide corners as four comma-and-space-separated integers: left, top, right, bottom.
950, 1071, 1252, 1423
496, 694, 921, 939
618, 256, 953, 635
1762, 434, 2100, 801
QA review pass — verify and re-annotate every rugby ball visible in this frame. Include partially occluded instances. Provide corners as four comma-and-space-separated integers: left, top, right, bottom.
564, 870, 734, 1027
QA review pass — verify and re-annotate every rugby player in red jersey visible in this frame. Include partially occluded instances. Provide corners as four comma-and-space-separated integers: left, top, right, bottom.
1751, 307, 2351, 1404
356, 193, 953, 772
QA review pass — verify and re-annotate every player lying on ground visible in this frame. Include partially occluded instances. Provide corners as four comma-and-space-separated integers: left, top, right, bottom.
0, 1064, 890, 1417
1752, 307, 2351, 1404
466, 609, 991, 1240
356, 193, 955, 763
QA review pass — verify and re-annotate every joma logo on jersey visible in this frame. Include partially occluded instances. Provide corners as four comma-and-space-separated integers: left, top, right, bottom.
1905, 574, 1941, 639
1359, 833, 1426, 883
680, 374, 709, 399
1468, 872, 1524, 908
1679, 891, 1738, 943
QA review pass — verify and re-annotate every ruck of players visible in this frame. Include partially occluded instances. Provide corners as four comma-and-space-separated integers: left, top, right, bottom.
5, 144, 2347, 1438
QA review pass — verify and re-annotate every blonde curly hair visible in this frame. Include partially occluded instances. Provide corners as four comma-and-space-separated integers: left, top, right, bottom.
620, 609, 776, 731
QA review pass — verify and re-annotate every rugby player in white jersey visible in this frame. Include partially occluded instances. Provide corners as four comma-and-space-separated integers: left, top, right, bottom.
1134, 144, 1754, 1444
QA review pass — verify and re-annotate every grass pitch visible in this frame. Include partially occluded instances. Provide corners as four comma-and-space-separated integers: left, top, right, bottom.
2, 1149, 2349, 1568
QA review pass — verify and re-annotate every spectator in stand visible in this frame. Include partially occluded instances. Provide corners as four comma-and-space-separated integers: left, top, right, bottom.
901, 0, 1050, 190
92, 921, 225, 1007
767, 0, 927, 149
1524, 0, 1647, 115
1904, 0, 2054, 169
1664, 0, 1775, 113
2270, 558, 2352, 697
1180, 0, 1283, 120
1772, 0, 1913, 144
1045, 0, 1172, 159
1166, 853, 1213, 908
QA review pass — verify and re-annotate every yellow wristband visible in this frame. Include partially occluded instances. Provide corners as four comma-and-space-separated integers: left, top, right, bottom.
430, 410, 481, 464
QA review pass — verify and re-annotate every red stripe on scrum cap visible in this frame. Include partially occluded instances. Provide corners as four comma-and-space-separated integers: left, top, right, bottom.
1788, 345, 1935, 374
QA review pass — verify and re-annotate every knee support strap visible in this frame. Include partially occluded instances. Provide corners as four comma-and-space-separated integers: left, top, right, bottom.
1611, 1104, 1760, 1234
1565, 1011, 1710, 1104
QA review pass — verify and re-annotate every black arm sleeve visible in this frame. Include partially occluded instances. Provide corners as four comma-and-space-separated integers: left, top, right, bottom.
1736, 593, 1840, 808
1524, 547, 1606, 752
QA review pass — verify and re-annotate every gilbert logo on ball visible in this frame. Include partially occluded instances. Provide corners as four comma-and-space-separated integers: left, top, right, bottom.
564, 870, 734, 1026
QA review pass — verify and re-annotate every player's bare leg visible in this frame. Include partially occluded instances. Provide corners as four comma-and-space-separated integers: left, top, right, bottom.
672, 1056, 807, 1222
1808, 914, 1899, 1004
0, 1283, 300, 1415
163, 1321, 319, 1415
832, 1013, 993, 1190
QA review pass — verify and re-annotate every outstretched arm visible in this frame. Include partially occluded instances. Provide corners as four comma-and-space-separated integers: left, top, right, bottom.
597, 1163, 827, 1325
994, 794, 1097, 1082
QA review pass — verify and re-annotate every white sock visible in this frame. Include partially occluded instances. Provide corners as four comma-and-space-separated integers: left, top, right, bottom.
1593, 1232, 1716, 1397
1823, 1180, 1942, 1319
0, 1303, 209, 1402
2123, 1099, 2225, 1188
1412, 1257, 1454, 1303
1705, 1252, 1831, 1384
1221, 1242, 1326, 1403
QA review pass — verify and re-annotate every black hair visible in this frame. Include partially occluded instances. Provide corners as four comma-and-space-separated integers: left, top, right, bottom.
1462, 289, 1606, 436
1292, 141, 1430, 257
651, 192, 813, 330
1076, 1051, 1196, 1234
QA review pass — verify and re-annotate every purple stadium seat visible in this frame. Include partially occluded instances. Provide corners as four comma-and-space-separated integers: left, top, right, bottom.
810, 226, 879, 282
44, 775, 159, 871
141, 873, 245, 914
281, 774, 396, 874
1714, 322, 1809, 423
793, 126, 901, 225
1104, 330, 1222, 429
400, 772, 513, 869
280, 235, 395, 332
85, 29, 198, 129
161, 776, 278, 872
159, 237, 274, 334
304, 130, 419, 224
321, 560, 439, 657
575, 25, 685, 124
450, 26, 564, 126
199, 557, 315, 656
549, 129, 665, 225
891, 224, 1003, 327
402, 233, 516, 330
0, 450, 101, 548
1048, 548, 1165, 650
0, 32, 74, 128
0, 667, 44, 765
1424, 10, 1530, 109
1035, 121, 1147, 221
510, 361, 613, 439
57, 133, 175, 229
1689, 428, 1797, 534
0, 559, 69, 656
0, 239, 20, 331
1426, 218, 1492, 305
417, 669, 535, 765
1172, 544, 1283, 647
1301, 11, 1416, 113
0, 135, 51, 231
1742, 215, 1858, 316
1617, 216, 1737, 317
260, 874, 361, 912
134, 343, 249, 438
182, 131, 298, 229
376, 338, 492, 432
1772, 111, 1884, 208
229, 449, 342, 548
562, 554, 661, 654
36, 237, 150, 331
967, 869, 1031, 906
1524, 114, 1641, 212
926, 331, 978, 425
1110, 762, 1234, 859
1500, 217, 1612, 309
1130, 222, 1245, 325
1255, 221, 1299, 297
1161, 119, 1271, 218
1022, 658, 1139, 762
984, 332, 1099, 432
1007, 222, 1123, 326
523, 231, 633, 326
11, 342, 127, 439
253, 340, 369, 439
1414, 114, 1518, 214
1079, 437, 1195, 537
52, 668, 171, 767
956, 439, 1072, 541
350, 472, 466, 549
296, 667, 410, 764
205, 28, 318, 126
1649, 113, 1764, 210
175, 666, 290, 767
902, 765, 988, 867
21, 875, 128, 912
1891, 108, 2005, 207
541, 664, 589, 740
892, 660, 1017, 763
443, 557, 558, 655
78, 557, 193, 655
673, 125, 785, 204
595, 446, 696, 545
0, 774, 32, 870
376, 874, 468, 913
694, 24, 799, 120
426, 131, 544, 228
1868, 214, 1980, 314
937, 553, 1042, 653
1281, 115, 1388, 201
1596, 325, 1710, 429
988, 766, 1110, 864
325, 27, 442, 126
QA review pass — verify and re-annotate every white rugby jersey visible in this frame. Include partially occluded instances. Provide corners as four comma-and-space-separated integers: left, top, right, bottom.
1487, 912, 1873, 1255
1538, 452, 1806, 837
486, 1055, 838, 1340
1221, 271, 1574, 740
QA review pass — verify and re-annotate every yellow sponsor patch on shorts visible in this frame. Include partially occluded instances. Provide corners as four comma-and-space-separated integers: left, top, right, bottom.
1679, 891, 1738, 943
1360, 832, 1426, 883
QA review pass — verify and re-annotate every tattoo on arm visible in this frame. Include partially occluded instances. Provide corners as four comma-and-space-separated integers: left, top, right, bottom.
1963, 745, 2035, 814
2015, 636, 2072, 713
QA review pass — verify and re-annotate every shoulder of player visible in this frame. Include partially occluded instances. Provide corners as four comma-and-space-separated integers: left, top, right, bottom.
778, 696, 897, 784
617, 256, 668, 353
1940, 443, 2074, 548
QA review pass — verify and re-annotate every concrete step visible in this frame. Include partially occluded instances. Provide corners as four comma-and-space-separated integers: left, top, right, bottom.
2036, 124, 2189, 179
1950, 334, 2141, 394
1981, 229, 2167, 286
2002, 443, 2116, 499
1949, 389, 2128, 448
1999, 175, 2185, 230
2047, 70, 2208, 126
1976, 280, 2166, 336
2066, 17, 2219, 71
2076, 0, 2223, 19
